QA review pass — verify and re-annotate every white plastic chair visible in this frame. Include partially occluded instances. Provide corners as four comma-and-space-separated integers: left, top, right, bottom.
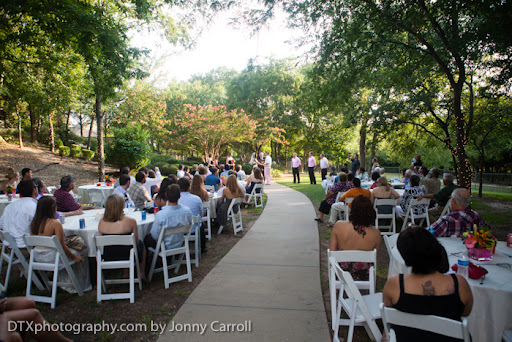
440, 198, 453, 217
401, 198, 430, 231
373, 198, 398, 235
70, 190, 81, 203
327, 249, 377, 331
87, 188, 107, 207
329, 257, 382, 342
46, 186, 57, 194
338, 197, 355, 221
217, 197, 243, 236
379, 303, 470, 342
202, 201, 212, 241
246, 183, 264, 208
0, 231, 44, 292
24, 235, 85, 309
95, 233, 142, 303
188, 218, 201, 268
148, 217, 199, 289
325, 176, 335, 194
383, 234, 399, 279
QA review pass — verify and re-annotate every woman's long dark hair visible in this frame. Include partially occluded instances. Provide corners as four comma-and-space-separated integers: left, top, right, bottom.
30, 196, 57, 235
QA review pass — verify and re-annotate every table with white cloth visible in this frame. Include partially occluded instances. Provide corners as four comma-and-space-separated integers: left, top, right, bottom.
390, 237, 512, 342
207, 193, 222, 219
0, 194, 20, 217
62, 208, 155, 258
77, 183, 115, 205
361, 181, 405, 189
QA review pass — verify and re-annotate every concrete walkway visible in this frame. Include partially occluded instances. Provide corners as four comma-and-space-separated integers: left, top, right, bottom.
158, 183, 331, 342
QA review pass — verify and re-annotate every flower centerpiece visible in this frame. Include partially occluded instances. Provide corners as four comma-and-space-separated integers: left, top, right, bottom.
462, 225, 496, 261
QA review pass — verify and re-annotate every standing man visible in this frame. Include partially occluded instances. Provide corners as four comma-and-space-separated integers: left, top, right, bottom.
350, 153, 360, 175
319, 154, 329, 180
263, 151, 272, 185
308, 151, 317, 185
291, 153, 301, 184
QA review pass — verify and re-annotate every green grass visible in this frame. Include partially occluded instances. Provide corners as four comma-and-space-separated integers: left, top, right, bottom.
276, 177, 326, 204
471, 196, 512, 228
472, 190, 512, 201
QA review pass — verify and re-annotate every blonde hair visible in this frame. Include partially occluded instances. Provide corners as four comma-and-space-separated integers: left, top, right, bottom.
226, 175, 243, 198
377, 176, 390, 191
103, 194, 125, 222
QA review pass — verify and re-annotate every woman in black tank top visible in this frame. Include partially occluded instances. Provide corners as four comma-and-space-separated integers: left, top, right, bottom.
382, 227, 473, 342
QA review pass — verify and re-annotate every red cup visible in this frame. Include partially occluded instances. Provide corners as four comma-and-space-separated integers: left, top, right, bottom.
154, 207, 159, 214
507, 233, 512, 248
96, 183, 101, 186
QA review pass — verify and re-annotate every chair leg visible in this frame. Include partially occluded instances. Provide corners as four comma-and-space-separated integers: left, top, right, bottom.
129, 252, 134, 303
185, 247, 192, 282
162, 251, 170, 289
97, 260, 102, 303
148, 249, 159, 281
50, 261, 60, 309
217, 225, 224, 235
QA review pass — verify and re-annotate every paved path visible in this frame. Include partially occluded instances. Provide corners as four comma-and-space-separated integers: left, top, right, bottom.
158, 183, 331, 342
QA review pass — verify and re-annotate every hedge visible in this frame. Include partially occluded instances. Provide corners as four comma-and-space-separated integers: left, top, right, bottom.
71, 144, 81, 151
59, 146, 70, 156
70, 148, 81, 158
54, 139, 64, 149
82, 149, 95, 161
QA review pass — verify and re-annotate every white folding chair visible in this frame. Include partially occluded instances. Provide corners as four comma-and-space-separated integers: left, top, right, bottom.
0, 231, 44, 292
217, 198, 243, 236
246, 183, 264, 208
401, 198, 430, 231
325, 177, 335, 194
24, 235, 85, 309
87, 188, 107, 207
339, 197, 355, 221
70, 190, 81, 203
95, 233, 142, 303
383, 234, 399, 279
188, 217, 201, 268
46, 186, 57, 194
440, 198, 453, 217
379, 303, 470, 342
374, 198, 398, 235
329, 257, 382, 342
202, 201, 212, 241
327, 249, 377, 331
148, 217, 199, 288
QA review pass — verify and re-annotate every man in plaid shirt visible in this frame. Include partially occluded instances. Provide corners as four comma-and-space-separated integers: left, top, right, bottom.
128, 171, 153, 209
431, 188, 485, 237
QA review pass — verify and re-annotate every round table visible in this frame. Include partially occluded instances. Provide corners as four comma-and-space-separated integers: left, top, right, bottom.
62, 208, 155, 258
390, 237, 512, 342
77, 183, 115, 205
0, 194, 20, 217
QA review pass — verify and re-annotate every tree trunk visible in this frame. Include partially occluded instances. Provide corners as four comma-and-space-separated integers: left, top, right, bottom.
369, 131, 378, 171
96, 94, 105, 182
49, 111, 55, 153
359, 122, 367, 170
79, 113, 84, 137
453, 86, 472, 190
65, 109, 71, 143
29, 107, 36, 143
16, 104, 23, 149
87, 117, 94, 150
478, 157, 483, 198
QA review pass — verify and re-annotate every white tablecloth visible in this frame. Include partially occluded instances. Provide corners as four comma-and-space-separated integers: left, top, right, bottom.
391, 238, 512, 342
0, 194, 21, 217
77, 183, 115, 205
62, 209, 154, 257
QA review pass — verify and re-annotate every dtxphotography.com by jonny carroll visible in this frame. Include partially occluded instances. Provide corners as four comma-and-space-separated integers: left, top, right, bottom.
8, 320, 253, 336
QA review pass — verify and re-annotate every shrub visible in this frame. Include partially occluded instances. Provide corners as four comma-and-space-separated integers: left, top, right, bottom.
105, 124, 151, 169
82, 149, 95, 161
158, 163, 173, 175
186, 156, 204, 163
70, 147, 81, 158
54, 139, 64, 149
270, 168, 283, 178
241, 164, 255, 175
59, 146, 70, 156
71, 144, 81, 151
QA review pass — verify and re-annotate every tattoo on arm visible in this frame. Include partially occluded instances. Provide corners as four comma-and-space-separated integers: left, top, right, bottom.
422, 280, 436, 296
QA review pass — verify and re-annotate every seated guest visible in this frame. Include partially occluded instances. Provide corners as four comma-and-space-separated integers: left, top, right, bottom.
329, 195, 381, 280
418, 173, 458, 223
0, 167, 19, 193
33, 178, 82, 217
216, 175, 244, 228
355, 167, 368, 182
431, 188, 485, 237
0, 179, 38, 248
369, 171, 380, 189
178, 178, 205, 252
177, 164, 185, 178
144, 184, 193, 251
383, 226, 473, 341
153, 177, 175, 208
197, 165, 208, 181
371, 177, 400, 203
98, 194, 147, 280
183, 166, 193, 180
245, 167, 264, 196
315, 172, 354, 223
379, 167, 385, 176
113, 166, 136, 188
329, 178, 371, 226
21, 168, 32, 180
420, 167, 441, 195
112, 174, 135, 208
128, 172, 153, 209
236, 165, 247, 181
190, 174, 210, 202
139, 166, 162, 196
402, 169, 412, 188
205, 166, 221, 190
219, 164, 229, 179
54, 175, 100, 213
396, 175, 426, 218
418, 166, 429, 179
0, 296, 72, 341
30, 196, 91, 293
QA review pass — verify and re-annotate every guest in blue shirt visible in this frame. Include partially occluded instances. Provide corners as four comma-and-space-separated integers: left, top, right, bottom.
144, 184, 192, 251
177, 178, 205, 252
112, 174, 135, 208
205, 166, 221, 190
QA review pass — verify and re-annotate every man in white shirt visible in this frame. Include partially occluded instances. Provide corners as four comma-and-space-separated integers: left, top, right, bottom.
235, 165, 247, 181
177, 164, 185, 178
0, 179, 38, 248
139, 166, 162, 195
291, 153, 301, 184
264, 152, 272, 185
112, 174, 135, 208
113, 166, 136, 188
319, 153, 329, 181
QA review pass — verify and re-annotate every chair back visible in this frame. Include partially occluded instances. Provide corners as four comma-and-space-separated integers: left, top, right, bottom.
335, 191, 346, 203
327, 249, 376, 293
47, 186, 57, 194
401, 197, 431, 230
252, 183, 264, 195
440, 199, 453, 217
95, 234, 136, 249
380, 303, 470, 342
374, 198, 398, 235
